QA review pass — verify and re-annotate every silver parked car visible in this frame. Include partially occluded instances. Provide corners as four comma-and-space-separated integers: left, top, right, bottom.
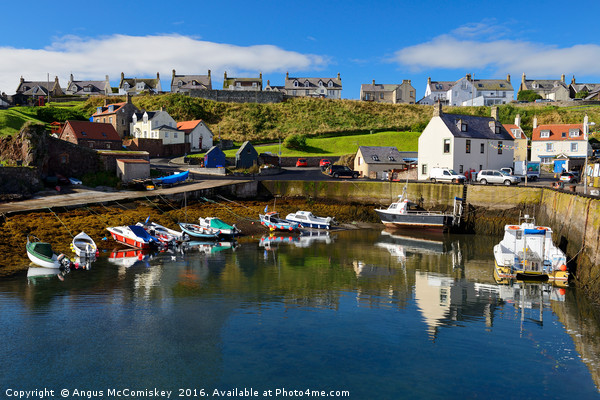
477, 170, 521, 186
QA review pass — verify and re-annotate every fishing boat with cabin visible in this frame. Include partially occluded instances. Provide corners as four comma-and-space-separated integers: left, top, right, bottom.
493, 215, 568, 283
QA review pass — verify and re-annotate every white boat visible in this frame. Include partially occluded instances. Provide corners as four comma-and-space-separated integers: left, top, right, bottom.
374, 192, 455, 231
70, 231, 98, 258
259, 211, 300, 231
493, 215, 568, 283
198, 217, 240, 237
26, 235, 72, 269
136, 221, 184, 245
285, 211, 334, 229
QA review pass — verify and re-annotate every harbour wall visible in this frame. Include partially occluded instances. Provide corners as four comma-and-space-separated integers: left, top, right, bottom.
261, 180, 600, 291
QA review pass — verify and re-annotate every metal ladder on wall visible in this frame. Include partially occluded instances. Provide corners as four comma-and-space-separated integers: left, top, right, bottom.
452, 184, 468, 227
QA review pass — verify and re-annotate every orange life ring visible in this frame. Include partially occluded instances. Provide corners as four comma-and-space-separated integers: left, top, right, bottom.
508, 225, 520, 230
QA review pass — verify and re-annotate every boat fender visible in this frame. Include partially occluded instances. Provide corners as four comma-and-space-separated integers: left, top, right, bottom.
289, 227, 293, 231
508, 226, 519, 230
560, 264, 567, 271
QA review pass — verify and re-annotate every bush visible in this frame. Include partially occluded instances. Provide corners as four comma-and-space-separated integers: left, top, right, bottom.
81, 171, 120, 188
283, 134, 307, 150
517, 90, 542, 102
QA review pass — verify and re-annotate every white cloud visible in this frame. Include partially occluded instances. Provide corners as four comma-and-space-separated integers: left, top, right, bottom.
394, 29, 600, 79
0, 34, 328, 94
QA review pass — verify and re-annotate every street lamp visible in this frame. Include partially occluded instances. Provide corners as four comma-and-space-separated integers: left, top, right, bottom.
583, 114, 596, 195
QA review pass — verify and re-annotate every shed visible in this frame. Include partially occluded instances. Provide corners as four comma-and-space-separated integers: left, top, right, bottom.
235, 141, 259, 169
204, 146, 226, 168
116, 159, 150, 182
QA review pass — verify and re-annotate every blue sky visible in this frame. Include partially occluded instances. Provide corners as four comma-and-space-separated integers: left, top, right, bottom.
2, 0, 600, 100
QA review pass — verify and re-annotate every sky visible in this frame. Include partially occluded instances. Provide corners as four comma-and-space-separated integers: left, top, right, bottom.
2, 0, 600, 100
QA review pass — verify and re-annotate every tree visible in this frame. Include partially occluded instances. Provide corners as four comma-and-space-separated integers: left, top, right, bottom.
517, 90, 542, 102
576, 90, 589, 99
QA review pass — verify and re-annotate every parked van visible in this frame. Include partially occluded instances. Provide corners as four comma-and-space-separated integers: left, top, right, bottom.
429, 167, 466, 183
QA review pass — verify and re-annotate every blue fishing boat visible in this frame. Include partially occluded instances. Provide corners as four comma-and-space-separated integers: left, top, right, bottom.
259, 211, 300, 231
154, 170, 189, 186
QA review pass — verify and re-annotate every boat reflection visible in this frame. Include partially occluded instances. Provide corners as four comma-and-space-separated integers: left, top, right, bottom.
27, 266, 65, 284
375, 229, 463, 268
108, 248, 152, 269
181, 241, 237, 255
295, 230, 333, 247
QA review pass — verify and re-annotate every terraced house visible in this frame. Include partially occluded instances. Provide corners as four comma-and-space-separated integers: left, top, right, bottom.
284, 72, 342, 99
171, 69, 212, 93
530, 117, 590, 167
448, 74, 514, 106
92, 95, 139, 138
65, 74, 112, 96
518, 73, 570, 101
360, 80, 416, 104
118, 72, 162, 95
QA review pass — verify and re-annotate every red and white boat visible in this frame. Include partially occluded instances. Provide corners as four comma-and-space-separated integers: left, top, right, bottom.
106, 225, 160, 249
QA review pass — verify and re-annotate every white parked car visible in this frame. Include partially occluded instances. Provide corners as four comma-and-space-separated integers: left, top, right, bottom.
477, 170, 521, 186
429, 167, 466, 183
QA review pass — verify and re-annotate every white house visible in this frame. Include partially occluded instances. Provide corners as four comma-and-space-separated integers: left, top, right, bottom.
530, 116, 590, 166
447, 74, 514, 106
177, 120, 214, 151
417, 77, 454, 105
417, 104, 515, 180
130, 110, 184, 145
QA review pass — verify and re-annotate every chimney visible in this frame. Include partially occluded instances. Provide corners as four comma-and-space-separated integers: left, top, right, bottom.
337, 73, 341, 81
121, 72, 124, 81
259, 72, 262, 80
172, 69, 176, 79
208, 69, 211, 77
267, 80, 270, 86
533, 115, 538, 129
286, 71, 289, 80
427, 77, 431, 86
20, 76, 24, 83
433, 100, 443, 117
515, 114, 521, 128
571, 75, 576, 85
70, 73, 74, 82
372, 79, 375, 85
521, 73, 526, 84
103, 98, 108, 107
506, 74, 511, 83
491, 106, 499, 121
224, 71, 228, 80
561, 74, 565, 83
156, 72, 160, 80
466, 73, 471, 81
126, 93, 131, 104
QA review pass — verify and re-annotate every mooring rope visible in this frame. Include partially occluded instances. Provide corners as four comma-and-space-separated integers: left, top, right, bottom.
47, 207, 74, 238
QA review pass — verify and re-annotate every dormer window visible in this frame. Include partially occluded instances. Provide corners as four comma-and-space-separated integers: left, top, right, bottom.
97, 107, 102, 114
372, 155, 379, 161
532, 83, 539, 89
178, 81, 182, 87
388, 156, 395, 161
328, 81, 333, 88
540, 130, 550, 138
293, 81, 299, 87
123, 82, 130, 89
512, 129, 521, 139
84, 86, 91, 92
108, 105, 114, 112
319, 80, 324, 87
81, 131, 87, 136
569, 129, 579, 137
136, 83, 144, 89
304, 80, 310, 87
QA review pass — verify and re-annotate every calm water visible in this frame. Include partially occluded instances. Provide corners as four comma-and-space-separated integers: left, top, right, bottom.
1, 229, 600, 399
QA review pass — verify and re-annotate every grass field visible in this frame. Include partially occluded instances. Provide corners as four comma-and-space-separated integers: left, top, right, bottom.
215, 131, 420, 158
0, 108, 46, 136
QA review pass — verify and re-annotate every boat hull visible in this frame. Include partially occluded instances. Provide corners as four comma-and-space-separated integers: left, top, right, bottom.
375, 209, 451, 231
179, 223, 219, 240
71, 232, 98, 257
494, 260, 569, 283
27, 250, 60, 269
107, 227, 154, 249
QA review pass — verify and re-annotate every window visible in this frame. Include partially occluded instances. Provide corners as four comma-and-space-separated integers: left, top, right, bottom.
461, 123, 467, 132
165, 132, 169, 138
177, 81, 182, 87
459, 165, 464, 173
466, 139, 471, 154
546, 143, 554, 152
305, 80, 310, 87
306, 90, 309, 96
443, 139, 451, 154
498, 141, 503, 154
380, 93, 384, 99
495, 126, 500, 134
512, 129, 521, 139
562, 132, 566, 138
422, 164, 428, 174
174, 132, 178, 139
106, 143, 111, 149
571, 143, 578, 152
540, 130, 550, 138
372, 155, 380, 161
328, 81, 333, 88
569, 129, 579, 137
388, 156, 395, 161
109, 117, 113, 123
81, 131, 87, 136
252, 82, 257, 87
480, 143, 485, 153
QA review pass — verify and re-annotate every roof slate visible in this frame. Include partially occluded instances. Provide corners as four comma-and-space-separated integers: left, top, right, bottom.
64, 120, 121, 141
439, 113, 513, 140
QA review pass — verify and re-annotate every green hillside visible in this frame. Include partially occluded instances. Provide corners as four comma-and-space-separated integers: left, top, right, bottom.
0, 108, 46, 136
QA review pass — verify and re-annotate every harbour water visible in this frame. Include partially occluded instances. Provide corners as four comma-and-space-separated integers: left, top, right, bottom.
1, 228, 600, 399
